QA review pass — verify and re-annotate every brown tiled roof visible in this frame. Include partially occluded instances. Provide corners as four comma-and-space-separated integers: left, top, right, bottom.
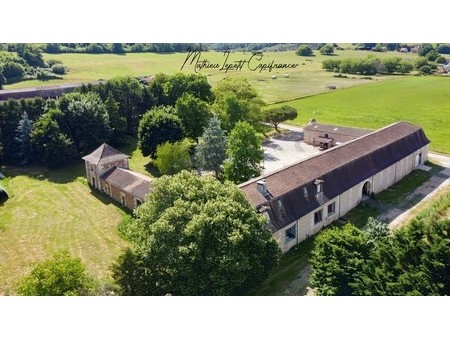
304, 123, 372, 138
82, 143, 129, 165
240, 122, 430, 232
101, 167, 152, 200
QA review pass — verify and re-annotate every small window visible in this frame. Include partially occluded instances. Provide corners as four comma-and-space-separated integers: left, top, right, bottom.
285, 225, 296, 244
327, 202, 336, 215
314, 210, 323, 225
136, 199, 142, 207
121, 194, 126, 206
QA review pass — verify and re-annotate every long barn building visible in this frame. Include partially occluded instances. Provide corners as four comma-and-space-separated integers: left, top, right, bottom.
239, 121, 430, 253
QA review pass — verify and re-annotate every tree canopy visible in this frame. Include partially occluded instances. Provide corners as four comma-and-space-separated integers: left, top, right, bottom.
310, 194, 450, 296
262, 105, 298, 131
310, 223, 372, 296
18, 250, 95, 296
55, 92, 111, 155
319, 44, 335, 55
296, 44, 314, 56
213, 77, 264, 131
138, 107, 184, 157
113, 171, 281, 295
224, 121, 263, 184
154, 140, 192, 176
175, 92, 212, 140
195, 116, 228, 178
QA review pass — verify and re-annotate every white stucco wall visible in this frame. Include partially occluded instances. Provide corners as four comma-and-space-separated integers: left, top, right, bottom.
270, 145, 429, 253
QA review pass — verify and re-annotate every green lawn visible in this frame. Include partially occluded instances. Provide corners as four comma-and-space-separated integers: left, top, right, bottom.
276, 76, 450, 154
4, 50, 418, 103
0, 139, 155, 295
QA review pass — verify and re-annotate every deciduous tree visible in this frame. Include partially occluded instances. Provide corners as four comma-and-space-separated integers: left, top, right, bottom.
138, 108, 184, 157
18, 250, 95, 296
319, 44, 335, 55
310, 223, 372, 296
154, 140, 192, 176
296, 45, 314, 56
112, 171, 281, 295
30, 112, 78, 168
262, 105, 298, 132
213, 77, 264, 131
56, 92, 111, 154
175, 93, 211, 140
223, 121, 263, 184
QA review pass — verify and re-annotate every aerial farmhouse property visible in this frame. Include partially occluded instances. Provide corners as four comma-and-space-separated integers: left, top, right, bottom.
83, 121, 430, 253
240, 121, 430, 252
82, 143, 152, 209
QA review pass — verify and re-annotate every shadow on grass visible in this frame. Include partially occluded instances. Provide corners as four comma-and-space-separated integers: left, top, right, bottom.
144, 162, 162, 178
88, 185, 132, 215
1, 161, 85, 184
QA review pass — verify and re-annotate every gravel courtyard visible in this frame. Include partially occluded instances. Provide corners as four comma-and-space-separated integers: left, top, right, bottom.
262, 130, 320, 175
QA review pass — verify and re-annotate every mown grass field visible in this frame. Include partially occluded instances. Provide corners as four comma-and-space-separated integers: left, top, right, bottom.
0, 142, 152, 295
4, 50, 418, 103
275, 76, 450, 154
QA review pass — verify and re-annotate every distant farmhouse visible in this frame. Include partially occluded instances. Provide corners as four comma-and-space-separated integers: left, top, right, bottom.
303, 119, 371, 149
84, 122, 430, 253
82, 143, 152, 209
240, 122, 429, 252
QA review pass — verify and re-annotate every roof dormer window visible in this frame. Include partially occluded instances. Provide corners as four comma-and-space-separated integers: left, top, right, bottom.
314, 179, 324, 194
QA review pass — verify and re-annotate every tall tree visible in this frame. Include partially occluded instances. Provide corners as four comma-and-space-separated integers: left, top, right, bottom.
30, 112, 78, 168
262, 105, 298, 132
213, 77, 264, 131
56, 92, 111, 154
195, 116, 227, 178
223, 121, 263, 184
175, 93, 212, 140
310, 223, 372, 296
138, 107, 184, 157
353, 218, 450, 296
14, 111, 33, 165
102, 76, 144, 134
112, 171, 281, 295
18, 250, 95, 296
104, 91, 127, 144
148, 73, 213, 107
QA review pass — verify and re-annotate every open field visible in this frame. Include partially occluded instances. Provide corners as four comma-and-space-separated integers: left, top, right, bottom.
0, 163, 128, 294
4, 50, 418, 103
0, 140, 153, 295
275, 76, 450, 154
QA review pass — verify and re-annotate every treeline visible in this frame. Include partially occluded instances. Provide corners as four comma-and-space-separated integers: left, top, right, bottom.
1, 71, 297, 184
1, 43, 207, 55
0, 73, 214, 167
322, 54, 445, 75
322, 55, 414, 75
310, 192, 450, 296
0, 45, 66, 88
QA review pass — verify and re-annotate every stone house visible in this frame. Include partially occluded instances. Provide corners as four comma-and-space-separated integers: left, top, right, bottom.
240, 122, 430, 253
82, 143, 152, 209
303, 119, 371, 149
